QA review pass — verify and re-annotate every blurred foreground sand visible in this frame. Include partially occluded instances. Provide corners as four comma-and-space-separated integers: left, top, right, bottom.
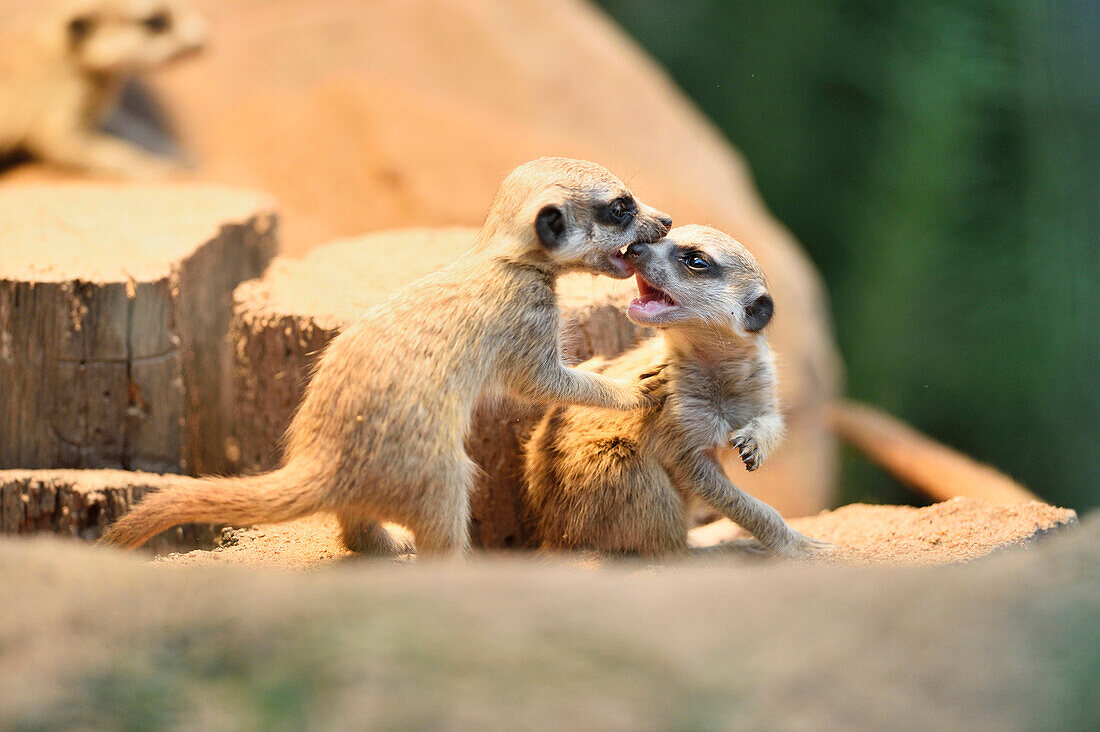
1, 512, 1095, 728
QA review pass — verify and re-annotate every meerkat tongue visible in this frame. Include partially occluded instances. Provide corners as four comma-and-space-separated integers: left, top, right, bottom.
630, 274, 677, 315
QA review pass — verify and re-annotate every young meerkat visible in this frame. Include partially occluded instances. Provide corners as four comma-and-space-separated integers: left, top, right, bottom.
0, 0, 205, 177
524, 225, 829, 558
102, 157, 673, 556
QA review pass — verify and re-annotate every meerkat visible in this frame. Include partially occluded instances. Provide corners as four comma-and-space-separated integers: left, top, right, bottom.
524, 225, 830, 558
0, 0, 205, 177
101, 157, 673, 556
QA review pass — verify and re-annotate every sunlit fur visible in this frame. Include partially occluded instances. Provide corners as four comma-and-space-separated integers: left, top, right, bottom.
101, 158, 672, 557
0, 0, 205, 176
524, 225, 829, 558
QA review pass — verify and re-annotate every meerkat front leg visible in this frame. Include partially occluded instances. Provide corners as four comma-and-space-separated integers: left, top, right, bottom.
515, 343, 656, 411
524, 363, 657, 411
730, 410, 785, 471
35, 129, 178, 178
670, 448, 828, 558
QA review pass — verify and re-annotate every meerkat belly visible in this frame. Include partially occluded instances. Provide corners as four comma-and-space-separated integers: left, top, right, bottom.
664, 391, 733, 449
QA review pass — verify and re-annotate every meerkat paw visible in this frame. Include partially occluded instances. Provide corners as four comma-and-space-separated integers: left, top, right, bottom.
730, 432, 765, 471
622, 376, 663, 410
769, 531, 835, 559
633, 385, 663, 410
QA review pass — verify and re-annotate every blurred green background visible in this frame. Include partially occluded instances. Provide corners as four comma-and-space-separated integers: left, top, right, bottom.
598, 0, 1099, 511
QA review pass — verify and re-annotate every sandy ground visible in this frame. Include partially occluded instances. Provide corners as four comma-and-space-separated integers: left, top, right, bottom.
158, 498, 1076, 570
0, 512, 1095, 729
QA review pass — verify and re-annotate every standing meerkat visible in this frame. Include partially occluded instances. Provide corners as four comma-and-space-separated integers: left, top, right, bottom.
0, 0, 205, 177
524, 225, 829, 558
102, 157, 673, 556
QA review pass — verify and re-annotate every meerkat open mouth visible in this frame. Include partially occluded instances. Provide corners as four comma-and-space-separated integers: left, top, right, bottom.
606, 245, 635, 277
629, 274, 679, 319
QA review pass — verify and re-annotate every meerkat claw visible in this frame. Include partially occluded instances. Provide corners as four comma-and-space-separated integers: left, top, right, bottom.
734, 435, 761, 470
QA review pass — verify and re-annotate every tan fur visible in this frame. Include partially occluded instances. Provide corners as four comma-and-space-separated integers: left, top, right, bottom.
0, 0, 205, 176
524, 225, 828, 558
101, 158, 672, 556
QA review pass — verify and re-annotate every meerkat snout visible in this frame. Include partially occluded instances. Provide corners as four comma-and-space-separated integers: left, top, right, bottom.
624, 241, 649, 260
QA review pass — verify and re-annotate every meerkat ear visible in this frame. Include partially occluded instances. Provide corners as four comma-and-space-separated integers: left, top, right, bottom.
68, 15, 95, 43
744, 294, 774, 332
535, 206, 566, 249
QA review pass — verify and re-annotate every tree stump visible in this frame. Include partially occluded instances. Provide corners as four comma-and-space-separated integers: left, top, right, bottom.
0, 469, 220, 552
0, 185, 277, 475
230, 228, 651, 548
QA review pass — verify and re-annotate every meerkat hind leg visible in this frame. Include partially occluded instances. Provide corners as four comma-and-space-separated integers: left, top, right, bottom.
677, 451, 831, 559
337, 510, 414, 557
402, 456, 475, 558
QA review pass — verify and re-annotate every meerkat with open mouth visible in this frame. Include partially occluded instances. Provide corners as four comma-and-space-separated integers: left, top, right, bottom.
0, 0, 205, 177
102, 158, 672, 556
524, 225, 829, 558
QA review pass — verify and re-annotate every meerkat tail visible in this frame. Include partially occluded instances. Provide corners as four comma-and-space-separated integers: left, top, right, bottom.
98, 466, 326, 550
826, 400, 1037, 504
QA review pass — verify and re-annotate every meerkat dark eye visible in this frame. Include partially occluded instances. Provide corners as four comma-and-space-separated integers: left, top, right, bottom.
681, 253, 711, 271
143, 10, 171, 34
68, 15, 95, 42
599, 196, 635, 225
744, 294, 774, 332
535, 205, 566, 249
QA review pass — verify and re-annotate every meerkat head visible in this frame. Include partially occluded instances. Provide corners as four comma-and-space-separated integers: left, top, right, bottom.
622, 224, 774, 337
483, 157, 673, 279
58, 0, 206, 75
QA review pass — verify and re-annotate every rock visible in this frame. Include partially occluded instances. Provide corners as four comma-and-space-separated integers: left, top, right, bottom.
229, 228, 652, 548
0, 185, 276, 474
0, 469, 219, 552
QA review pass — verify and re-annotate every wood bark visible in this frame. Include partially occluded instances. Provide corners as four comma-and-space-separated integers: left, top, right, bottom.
0, 469, 220, 552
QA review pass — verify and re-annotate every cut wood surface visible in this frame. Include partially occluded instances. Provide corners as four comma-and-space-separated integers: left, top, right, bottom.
0, 469, 219, 552
0, 185, 276, 474
230, 228, 654, 548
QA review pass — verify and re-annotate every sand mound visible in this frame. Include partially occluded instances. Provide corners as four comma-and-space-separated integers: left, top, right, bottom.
691, 498, 1077, 565
160, 497, 1076, 570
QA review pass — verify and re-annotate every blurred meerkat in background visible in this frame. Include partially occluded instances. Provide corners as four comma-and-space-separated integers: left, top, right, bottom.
0, 0, 206, 177
524, 225, 830, 558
